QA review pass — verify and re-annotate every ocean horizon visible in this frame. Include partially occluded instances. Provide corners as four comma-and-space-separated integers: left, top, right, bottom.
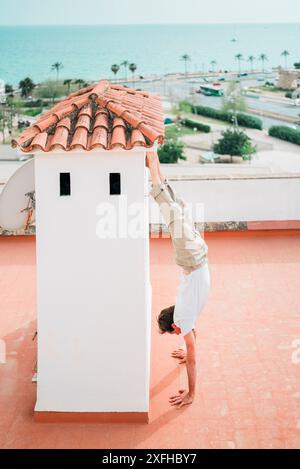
0, 23, 299, 85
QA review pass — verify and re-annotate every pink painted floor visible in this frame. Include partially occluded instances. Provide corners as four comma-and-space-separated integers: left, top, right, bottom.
0, 232, 300, 449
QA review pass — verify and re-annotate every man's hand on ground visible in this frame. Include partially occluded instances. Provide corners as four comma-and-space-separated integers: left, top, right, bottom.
171, 347, 187, 364
169, 389, 194, 408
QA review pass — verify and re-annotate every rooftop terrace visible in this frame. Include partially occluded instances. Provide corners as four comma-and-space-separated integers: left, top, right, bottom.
1, 231, 300, 449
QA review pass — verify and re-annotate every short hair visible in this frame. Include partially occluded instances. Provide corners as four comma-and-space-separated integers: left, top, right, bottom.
157, 305, 175, 334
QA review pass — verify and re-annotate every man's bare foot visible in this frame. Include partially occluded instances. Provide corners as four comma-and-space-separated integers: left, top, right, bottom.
171, 348, 186, 364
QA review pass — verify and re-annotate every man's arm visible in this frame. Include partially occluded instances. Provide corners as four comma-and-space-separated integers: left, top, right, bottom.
169, 331, 196, 408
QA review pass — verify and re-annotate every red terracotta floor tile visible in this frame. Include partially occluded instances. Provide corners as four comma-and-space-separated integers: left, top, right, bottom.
0, 232, 300, 448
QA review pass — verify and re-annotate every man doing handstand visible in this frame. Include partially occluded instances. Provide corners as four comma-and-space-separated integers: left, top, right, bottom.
147, 151, 210, 408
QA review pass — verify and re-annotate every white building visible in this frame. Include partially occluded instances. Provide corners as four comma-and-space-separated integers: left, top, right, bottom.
12, 80, 164, 422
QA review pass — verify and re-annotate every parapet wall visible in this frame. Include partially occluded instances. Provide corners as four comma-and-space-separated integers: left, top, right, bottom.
1, 173, 300, 235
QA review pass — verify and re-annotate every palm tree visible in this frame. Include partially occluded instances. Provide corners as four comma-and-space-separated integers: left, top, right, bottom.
210, 60, 217, 72
51, 62, 63, 82
120, 60, 129, 82
247, 56, 256, 73
111, 64, 120, 79
74, 79, 85, 90
180, 54, 191, 76
235, 53, 244, 74
281, 50, 290, 69
19, 77, 35, 98
63, 79, 72, 94
258, 53, 268, 73
129, 63, 137, 84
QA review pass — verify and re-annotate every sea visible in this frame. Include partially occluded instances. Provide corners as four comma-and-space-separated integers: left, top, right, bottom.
0, 23, 300, 85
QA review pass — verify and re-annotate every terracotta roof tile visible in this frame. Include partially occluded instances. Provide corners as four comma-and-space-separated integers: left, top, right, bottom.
76, 114, 91, 131
50, 126, 69, 150
130, 129, 146, 147
112, 117, 126, 129
53, 104, 76, 120
122, 111, 144, 129
30, 131, 49, 151
79, 104, 93, 118
70, 127, 88, 149
94, 113, 109, 130
68, 83, 95, 99
111, 125, 126, 149
90, 127, 108, 149
12, 79, 164, 152
57, 117, 71, 130
11, 127, 40, 149
34, 115, 58, 132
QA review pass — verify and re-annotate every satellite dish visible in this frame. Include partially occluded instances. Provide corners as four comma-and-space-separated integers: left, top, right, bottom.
0, 158, 35, 231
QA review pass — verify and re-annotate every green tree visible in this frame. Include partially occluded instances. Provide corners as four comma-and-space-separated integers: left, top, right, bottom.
213, 128, 256, 160
63, 79, 73, 94
281, 50, 290, 69
259, 53, 268, 72
5, 84, 14, 97
74, 79, 85, 90
51, 62, 63, 82
221, 81, 247, 127
120, 60, 129, 81
111, 64, 120, 78
235, 53, 244, 74
158, 138, 186, 163
19, 77, 35, 98
247, 55, 256, 73
180, 54, 191, 76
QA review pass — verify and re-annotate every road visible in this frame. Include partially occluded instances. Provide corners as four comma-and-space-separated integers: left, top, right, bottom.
140, 74, 300, 130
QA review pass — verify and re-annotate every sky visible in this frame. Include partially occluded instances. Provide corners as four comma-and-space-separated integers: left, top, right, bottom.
0, 0, 300, 25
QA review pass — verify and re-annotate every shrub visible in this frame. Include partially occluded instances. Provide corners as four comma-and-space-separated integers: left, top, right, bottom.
285, 91, 293, 99
23, 99, 43, 108
158, 138, 186, 164
181, 118, 210, 133
233, 113, 262, 130
192, 104, 263, 129
178, 100, 194, 113
269, 125, 300, 145
294, 62, 300, 70
213, 128, 257, 158
23, 108, 43, 117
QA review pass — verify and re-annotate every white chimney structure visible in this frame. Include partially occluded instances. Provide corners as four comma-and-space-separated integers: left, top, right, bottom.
12, 80, 164, 423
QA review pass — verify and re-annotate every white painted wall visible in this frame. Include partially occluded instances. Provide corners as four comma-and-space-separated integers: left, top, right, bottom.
149, 177, 300, 223
35, 150, 151, 413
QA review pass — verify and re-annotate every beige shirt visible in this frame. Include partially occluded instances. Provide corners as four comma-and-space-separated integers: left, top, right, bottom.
150, 182, 208, 273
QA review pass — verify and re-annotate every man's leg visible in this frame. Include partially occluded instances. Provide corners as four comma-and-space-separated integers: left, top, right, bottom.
155, 155, 187, 210
146, 151, 161, 186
